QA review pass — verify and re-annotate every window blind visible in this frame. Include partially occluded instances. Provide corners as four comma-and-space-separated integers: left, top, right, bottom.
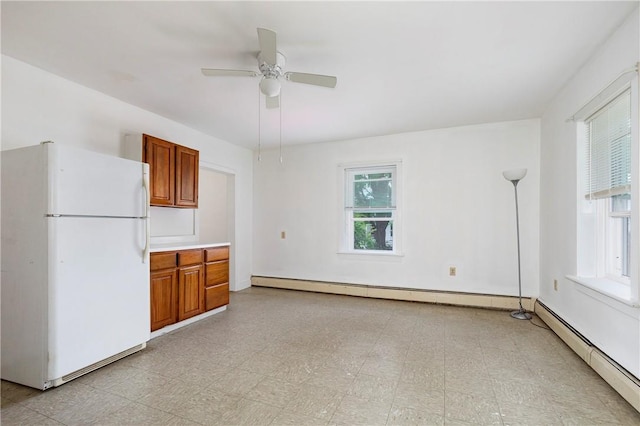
585, 89, 631, 200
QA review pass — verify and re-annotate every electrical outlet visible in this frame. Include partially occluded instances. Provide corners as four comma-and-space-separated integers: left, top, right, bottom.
554, 279, 558, 291
281, 231, 286, 239
449, 266, 456, 276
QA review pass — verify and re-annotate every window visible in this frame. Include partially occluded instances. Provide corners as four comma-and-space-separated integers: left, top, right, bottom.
342, 164, 400, 254
582, 89, 632, 282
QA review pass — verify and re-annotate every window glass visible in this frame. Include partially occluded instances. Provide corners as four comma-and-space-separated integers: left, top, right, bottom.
343, 165, 399, 253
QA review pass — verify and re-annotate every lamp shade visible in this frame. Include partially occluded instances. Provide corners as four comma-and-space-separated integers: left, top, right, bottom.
503, 168, 527, 182
259, 76, 281, 97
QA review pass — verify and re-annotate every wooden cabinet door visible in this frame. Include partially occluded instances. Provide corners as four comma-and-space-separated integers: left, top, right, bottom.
175, 145, 199, 208
150, 269, 177, 331
178, 264, 204, 321
144, 135, 175, 206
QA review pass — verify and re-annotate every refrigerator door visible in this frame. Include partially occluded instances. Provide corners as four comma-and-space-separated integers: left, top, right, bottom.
46, 143, 148, 218
47, 216, 149, 380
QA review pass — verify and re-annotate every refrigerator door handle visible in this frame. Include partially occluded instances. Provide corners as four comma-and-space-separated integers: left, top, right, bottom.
142, 169, 150, 263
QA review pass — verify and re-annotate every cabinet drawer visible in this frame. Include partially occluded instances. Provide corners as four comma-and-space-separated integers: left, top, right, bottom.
205, 246, 229, 262
205, 260, 229, 286
177, 249, 203, 266
150, 252, 177, 271
205, 283, 229, 311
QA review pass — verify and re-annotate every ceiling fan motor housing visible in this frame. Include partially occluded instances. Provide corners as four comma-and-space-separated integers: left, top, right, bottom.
258, 51, 286, 97
258, 51, 286, 79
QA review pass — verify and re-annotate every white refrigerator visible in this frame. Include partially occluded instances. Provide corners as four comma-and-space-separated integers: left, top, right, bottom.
1, 142, 151, 390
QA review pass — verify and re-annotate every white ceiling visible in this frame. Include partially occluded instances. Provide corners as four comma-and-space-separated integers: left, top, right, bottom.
2, 1, 637, 149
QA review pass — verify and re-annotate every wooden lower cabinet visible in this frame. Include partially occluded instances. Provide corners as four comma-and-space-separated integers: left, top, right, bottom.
178, 264, 204, 321
204, 246, 230, 311
150, 245, 229, 332
150, 268, 177, 331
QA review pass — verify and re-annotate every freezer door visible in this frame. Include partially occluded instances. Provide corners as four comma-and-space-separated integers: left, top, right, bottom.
47, 216, 149, 380
47, 143, 148, 218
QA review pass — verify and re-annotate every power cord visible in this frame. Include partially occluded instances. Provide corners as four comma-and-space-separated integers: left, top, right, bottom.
528, 314, 551, 330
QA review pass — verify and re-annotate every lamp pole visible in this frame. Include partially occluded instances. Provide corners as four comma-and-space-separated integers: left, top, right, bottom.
503, 169, 531, 320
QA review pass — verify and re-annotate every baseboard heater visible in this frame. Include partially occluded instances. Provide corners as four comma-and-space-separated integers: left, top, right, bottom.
251, 276, 534, 311
534, 300, 640, 412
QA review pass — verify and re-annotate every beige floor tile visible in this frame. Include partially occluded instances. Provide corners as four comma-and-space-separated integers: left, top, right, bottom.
347, 373, 398, 403
491, 376, 548, 406
393, 381, 444, 415
0, 403, 62, 425
103, 369, 172, 400
170, 387, 241, 424
360, 357, 405, 379
89, 401, 195, 425
550, 389, 621, 424
283, 382, 343, 420
444, 390, 502, 425
77, 363, 143, 389
444, 372, 494, 396
497, 400, 563, 426
237, 352, 286, 375
400, 363, 445, 389
306, 365, 358, 392
330, 394, 391, 425
387, 404, 445, 425
47, 389, 131, 425
136, 378, 202, 412
1, 380, 42, 404
271, 410, 330, 425
245, 376, 301, 408
269, 357, 322, 384
20, 381, 103, 419
218, 397, 281, 425
324, 352, 367, 375
209, 367, 265, 396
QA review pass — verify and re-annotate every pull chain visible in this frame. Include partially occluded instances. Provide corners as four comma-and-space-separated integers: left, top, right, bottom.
257, 86, 262, 162
279, 89, 283, 164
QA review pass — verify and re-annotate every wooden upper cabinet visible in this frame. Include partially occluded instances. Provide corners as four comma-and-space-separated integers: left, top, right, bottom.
175, 145, 199, 208
142, 134, 198, 208
144, 135, 175, 206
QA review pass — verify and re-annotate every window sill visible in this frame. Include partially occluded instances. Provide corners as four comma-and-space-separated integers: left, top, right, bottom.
566, 275, 638, 308
337, 250, 404, 258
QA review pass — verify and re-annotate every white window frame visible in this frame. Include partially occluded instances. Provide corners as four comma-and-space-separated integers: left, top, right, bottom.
573, 74, 638, 306
338, 161, 402, 255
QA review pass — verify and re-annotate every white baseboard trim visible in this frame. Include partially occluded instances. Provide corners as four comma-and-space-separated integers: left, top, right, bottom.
251, 276, 535, 311
534, 300, 640, 412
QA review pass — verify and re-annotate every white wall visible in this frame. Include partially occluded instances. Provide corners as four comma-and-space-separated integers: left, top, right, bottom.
1, 55, 253, 291
253, 119, 540, 297
539, 8, 639, 378
199, 168, 228, 243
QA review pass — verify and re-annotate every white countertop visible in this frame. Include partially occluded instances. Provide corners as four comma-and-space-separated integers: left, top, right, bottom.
150, 241, 230, 253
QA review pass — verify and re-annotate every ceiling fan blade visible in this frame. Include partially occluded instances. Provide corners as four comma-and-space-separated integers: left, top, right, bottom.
285, 72, 337, 88
257, 28, 277, 65
266, 95, 279, 109
201, 69, 257, 77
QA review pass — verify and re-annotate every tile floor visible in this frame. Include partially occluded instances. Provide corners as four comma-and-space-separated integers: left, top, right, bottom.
2, 287, 639, 425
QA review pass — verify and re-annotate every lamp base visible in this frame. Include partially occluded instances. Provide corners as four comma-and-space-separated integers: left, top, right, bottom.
510, 309, 532, 320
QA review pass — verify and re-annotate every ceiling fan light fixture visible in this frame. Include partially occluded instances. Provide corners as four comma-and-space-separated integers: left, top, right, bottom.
259, 76, 281, 97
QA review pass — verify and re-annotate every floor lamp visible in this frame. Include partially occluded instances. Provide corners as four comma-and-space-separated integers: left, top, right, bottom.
503, 168, 531, 320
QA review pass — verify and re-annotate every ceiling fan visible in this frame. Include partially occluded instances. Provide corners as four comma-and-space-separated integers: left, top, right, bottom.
201, 28, 337, 108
